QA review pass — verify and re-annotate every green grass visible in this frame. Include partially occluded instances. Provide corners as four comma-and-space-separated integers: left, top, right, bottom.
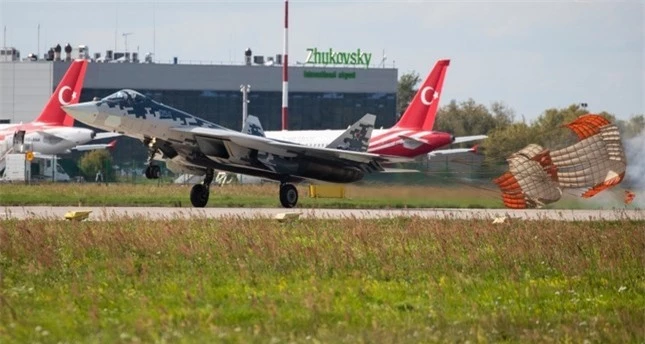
1, 217, 643, 342
0, 183, 504, 208
0, 182, 633, 209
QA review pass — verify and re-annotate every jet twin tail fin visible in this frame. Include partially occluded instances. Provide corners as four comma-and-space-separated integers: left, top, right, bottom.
326, 113, 375, 152
36, 59, 88, 126
242, 115, 266, 137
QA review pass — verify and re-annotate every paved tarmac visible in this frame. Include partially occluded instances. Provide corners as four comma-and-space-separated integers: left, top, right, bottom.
1, 206, 644, 221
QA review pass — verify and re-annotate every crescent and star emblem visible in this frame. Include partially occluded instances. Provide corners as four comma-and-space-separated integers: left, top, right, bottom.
420, 86, 439, 106
58, 86, 77, 105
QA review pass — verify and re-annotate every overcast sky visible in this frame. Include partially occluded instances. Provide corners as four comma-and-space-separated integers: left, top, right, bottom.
1, 0, 643, 121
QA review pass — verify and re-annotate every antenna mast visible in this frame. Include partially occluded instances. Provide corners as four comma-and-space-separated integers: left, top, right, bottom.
281, 0, 289, 131
122, 32, 133, 52
152, 0, 156, 58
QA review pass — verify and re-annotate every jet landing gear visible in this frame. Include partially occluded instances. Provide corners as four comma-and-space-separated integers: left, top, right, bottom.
190, 168, 214, 208
279, 183, 298, 208
143, 137, 161, 179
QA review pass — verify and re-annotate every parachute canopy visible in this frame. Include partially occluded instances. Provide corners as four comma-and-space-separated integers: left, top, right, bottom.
494, 144, 562, 209
494, 114, 627, 209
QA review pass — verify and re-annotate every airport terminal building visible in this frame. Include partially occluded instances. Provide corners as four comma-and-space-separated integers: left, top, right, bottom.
1, 46, 397, 167
1, 49, 398, 131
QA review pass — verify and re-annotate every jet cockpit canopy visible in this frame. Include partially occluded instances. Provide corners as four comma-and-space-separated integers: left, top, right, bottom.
102, 89, 146, 105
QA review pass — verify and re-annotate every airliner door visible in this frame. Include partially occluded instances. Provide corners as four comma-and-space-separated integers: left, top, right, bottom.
13, 130, 25, 145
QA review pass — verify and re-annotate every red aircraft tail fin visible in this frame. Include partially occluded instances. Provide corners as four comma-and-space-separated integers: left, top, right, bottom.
35, 59, 88, 125
394, 59, 450, 130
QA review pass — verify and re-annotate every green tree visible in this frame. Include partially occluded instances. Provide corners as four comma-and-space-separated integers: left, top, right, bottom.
532, 104, 616, 149
78, 150, 115, 182
619, 114, 645, 138
435, 99, 499, 137
490, 101, 515, 128
397, 71, 421, 115
482, 122, 538, 165
481, 104, 619, 165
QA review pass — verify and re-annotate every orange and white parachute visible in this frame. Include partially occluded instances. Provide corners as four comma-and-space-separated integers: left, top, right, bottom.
494, 144, 562, 209
494, 114, 627, 209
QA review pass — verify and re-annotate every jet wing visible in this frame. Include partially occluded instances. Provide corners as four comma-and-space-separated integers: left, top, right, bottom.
453, 135, 487, 144
171, 127, 413, 165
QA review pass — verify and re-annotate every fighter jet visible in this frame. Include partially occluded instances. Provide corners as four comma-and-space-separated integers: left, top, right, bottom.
63, 89, 411, 208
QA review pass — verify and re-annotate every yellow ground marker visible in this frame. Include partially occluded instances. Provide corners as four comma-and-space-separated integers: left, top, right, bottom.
64, 210, 92, 221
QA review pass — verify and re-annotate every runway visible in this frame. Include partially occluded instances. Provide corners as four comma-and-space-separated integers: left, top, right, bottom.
1, 206, 644, 221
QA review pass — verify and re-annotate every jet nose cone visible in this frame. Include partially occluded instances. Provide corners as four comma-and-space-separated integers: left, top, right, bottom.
62, 102, 98, 124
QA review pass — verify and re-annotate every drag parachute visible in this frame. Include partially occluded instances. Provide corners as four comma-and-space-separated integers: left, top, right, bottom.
494, 114, 627, 209
494, 144, 562, 209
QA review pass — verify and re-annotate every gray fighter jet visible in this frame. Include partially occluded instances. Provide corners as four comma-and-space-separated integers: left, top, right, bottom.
63, 89, 410, 208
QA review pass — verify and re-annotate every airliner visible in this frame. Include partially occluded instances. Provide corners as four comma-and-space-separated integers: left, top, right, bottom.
265, 59, 486, 158
0, 59, 119, 169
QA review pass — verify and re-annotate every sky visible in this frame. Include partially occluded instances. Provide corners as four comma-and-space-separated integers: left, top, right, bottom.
1, 0, 643, 121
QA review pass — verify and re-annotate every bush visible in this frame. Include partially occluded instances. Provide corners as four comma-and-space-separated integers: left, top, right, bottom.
78, 150, 115, 182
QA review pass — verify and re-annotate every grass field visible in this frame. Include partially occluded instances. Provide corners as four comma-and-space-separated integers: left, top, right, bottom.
1, 217, 643, 342
0, 182, 633, 209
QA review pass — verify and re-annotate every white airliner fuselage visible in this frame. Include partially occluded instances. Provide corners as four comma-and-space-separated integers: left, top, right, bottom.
0, 123, 96, 157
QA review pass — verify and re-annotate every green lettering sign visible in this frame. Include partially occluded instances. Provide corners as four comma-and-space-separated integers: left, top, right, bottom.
304, 48, 372, 68
303, 70, 356, 80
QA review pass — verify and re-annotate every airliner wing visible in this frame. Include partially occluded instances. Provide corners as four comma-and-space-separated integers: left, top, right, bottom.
72, 139, 117, 152
93, 132, 121, 140
382, 167, 419, 173
428, 145, 479, 159
33, 152, 57, 159
453, 135, 487, 144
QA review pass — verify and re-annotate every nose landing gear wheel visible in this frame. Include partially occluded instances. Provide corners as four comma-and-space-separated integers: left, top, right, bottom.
190, 184, 210, 208
279, 184, 298, 208
145, 165, 161, 179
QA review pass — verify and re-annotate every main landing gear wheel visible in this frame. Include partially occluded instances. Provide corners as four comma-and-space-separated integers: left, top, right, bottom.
190, 184, 210, 208
279, 183, 298, 208
190, 168, 214, 208
144, 165, 161, 179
